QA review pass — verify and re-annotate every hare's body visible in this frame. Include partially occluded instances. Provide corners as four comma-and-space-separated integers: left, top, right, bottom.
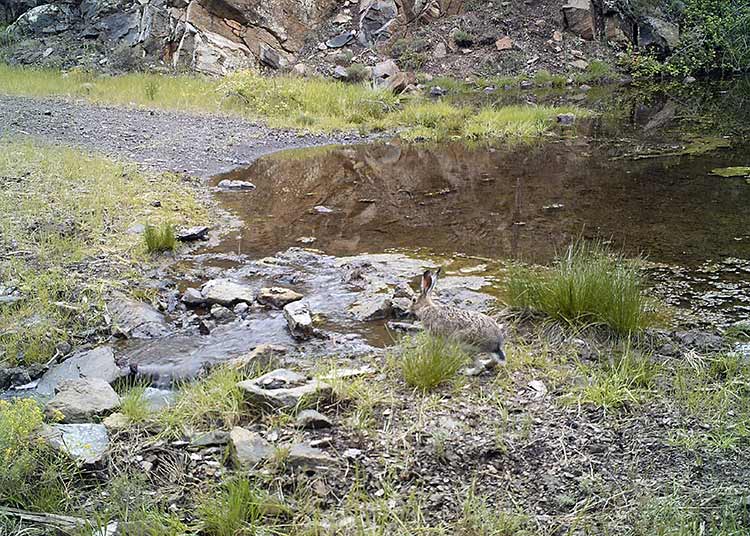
411, 268, 506, 362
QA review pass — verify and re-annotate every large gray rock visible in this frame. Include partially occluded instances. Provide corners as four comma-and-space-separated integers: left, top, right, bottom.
39, 423, 109, 464
638, 16, 679, 56
359, 0, 397, 44
283, 300, 314, 339
562, 0, 595, 40
287, 443, 336, 470
230, 426, 274, 468
108, 296, 171, 339
37, 346, 121, 396
8, 4, 74, 35
44, 378, 121, 423
202, 278, 255, 306
238, 369, 331, 410
296, 409, 332, 429
257, 287, 303, 309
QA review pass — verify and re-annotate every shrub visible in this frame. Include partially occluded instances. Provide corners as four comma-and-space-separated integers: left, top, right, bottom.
399, 332, 471, 391
143, 222, 176, 253
144, 79, 159, 101
346, 63, 371, 83
505, 241, 658, 334
0, 399, 72, 510
453, 30, 475, 48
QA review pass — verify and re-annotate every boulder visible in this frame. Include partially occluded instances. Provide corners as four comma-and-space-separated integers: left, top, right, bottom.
44, 378, 121, 423
372, 59, 408, 93
638, 16, 679, 57
230, 426, 274, 468
257, 287, 303, 309
296, 409, 333, 429
562, 0, 595, 40
287, 443, 336, 470
359, 0, 398, 44
39, 423, 109, 464
108, 296, 171, 339
37, 346, 121, 396
349, 296, 392, 321
182, 287, 206, 305
202, 278, 255, 306
210, 303, 235, 321
283, 300, 314, 339
259, 44, 281, 69
8, 4, 74, 35
227, 344, 288, 374
333, 65, 349, 80
238, 369, 331, 410
326, 31, 354, 48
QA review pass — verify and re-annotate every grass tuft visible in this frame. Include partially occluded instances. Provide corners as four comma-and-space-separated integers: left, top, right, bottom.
505, 241, 659, 335
399, 333, 471, 392
144, 222, 176, 254
197, 476, 283, 536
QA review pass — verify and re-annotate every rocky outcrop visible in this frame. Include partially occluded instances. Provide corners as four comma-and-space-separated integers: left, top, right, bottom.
36, 345, 122, 396
44, 378, 121, 423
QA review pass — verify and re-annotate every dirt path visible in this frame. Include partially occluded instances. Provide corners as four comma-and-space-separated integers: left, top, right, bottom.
0, 94, 364, 177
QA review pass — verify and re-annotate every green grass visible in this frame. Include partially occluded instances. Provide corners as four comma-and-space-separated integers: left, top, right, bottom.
398, 333, 471, 392
119, 384, 151, 424
455, 484, 533, 536
144, 222, 176, 254
0, 64, 591, 141
197, 476, 284, 536
159, 365, 245, 436
505, 241, 660, 335
0, 138, 207, 366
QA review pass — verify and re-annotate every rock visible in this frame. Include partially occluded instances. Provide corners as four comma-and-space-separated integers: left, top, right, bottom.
259, 45, 281, 69
202, 278, 254, 306
387, 321, 421, 333
683, 76, 697, 84
233, 302, 249, 315
429, 86, 446, 97
372, 59, 399, 79
37, 346, 121, 396
238, 369, 332, 410
579, 83, 592, 91
675, 330, 723, 352
257, 287, 304, 309
44, 378, 121, 423
296, 409, 333, 429
553, 30, 563, 42
210, 304, 235, 321
227, 344, 288, 374
349, 296, 392, 321
0, 366, 33, 390
182, 287, 206, 305
372, 59, 408, 93
333, 65, 349, 80
229, 426, 274, 468
108, 296, 170, 339
141, 388, 175, 412
9, 4, 73, 35
326, 31, 354, 48
283, 301, 314, 339
343, 448, 362, 459
359, 0, 397, 44
102, 412, 129, 431
557, 113, 576, 125
333, 12, 351, 24
520, 80, 534, 90
190, 430, 230, 447
313, 205, 334, 214
296, 236, 317, 244
176, 226, 209, 242
528, 380, 548, 398
217, 179, 256, 190
495, 36, 513, 51
287, 443, 336, 470
562, 0, 594, 40
569, 59, 589, 70
639, 16, 679, 56
434, 42, 447, 58
39, 423, 109, 464
292, 63, 307, 76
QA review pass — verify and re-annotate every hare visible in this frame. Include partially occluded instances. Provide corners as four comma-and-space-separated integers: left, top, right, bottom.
410, 268, 506, 364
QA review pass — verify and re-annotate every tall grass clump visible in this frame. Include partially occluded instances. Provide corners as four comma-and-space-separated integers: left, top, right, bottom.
399, 332, 471, 391
505, 241, 657, 335
0, 399, 74, 511
143, 222, 176, 253
197, 476, 282, 536
463, 105, 585, 139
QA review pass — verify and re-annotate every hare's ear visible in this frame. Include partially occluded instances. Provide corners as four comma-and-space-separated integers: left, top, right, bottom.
420, 270, 433, 295
430, 267, 441, 292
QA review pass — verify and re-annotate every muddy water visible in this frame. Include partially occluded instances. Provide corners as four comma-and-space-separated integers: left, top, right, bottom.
203, 89, 750, 327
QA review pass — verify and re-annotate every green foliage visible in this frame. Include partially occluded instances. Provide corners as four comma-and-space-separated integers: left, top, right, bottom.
456, 485, 533, 535
143, 222, 176, 253
391, 37, 429, 71
346, 63, 371, 83
197, 476, 283, 536
505, 241, 659, 335
633, 491, 750, 535
119, 383, 151, 424
399, 333, 471, 392
0, 399, 73, 510
453, 30, 475, 48
144, 79, 159, 101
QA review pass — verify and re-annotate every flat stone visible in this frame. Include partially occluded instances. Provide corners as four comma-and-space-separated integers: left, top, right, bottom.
238, 369, 331, 411
296, 409, 333, 429
141, 388, 175, 412
434, 42, 447, 58
40, 423, 109, 464
333, 65, 349, 80
190, 430, 230, 447
37, 346, 121, 396
217, 179, 256, 190
287, 443, 336, 470
210, 304, 235, 321
283, 300, 314, 339
45, 378, 120, 423
176, 226, 209, 242
230, 426, 274, 468
108, 296, 171, 339
257, 287, 304, 309
326, 31, 354, 48
227, 344, 288, 375
182, 287, 205, 305
259, 45, 281, 69
557, 113, 576, 125
495, 36, 513, 50
102, 412, 130, 431
202, 278, 255, 306
570, 59, 589, 70
349, 295, 392, 321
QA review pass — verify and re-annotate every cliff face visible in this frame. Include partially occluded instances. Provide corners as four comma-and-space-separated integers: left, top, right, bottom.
1, 0, 678, 77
